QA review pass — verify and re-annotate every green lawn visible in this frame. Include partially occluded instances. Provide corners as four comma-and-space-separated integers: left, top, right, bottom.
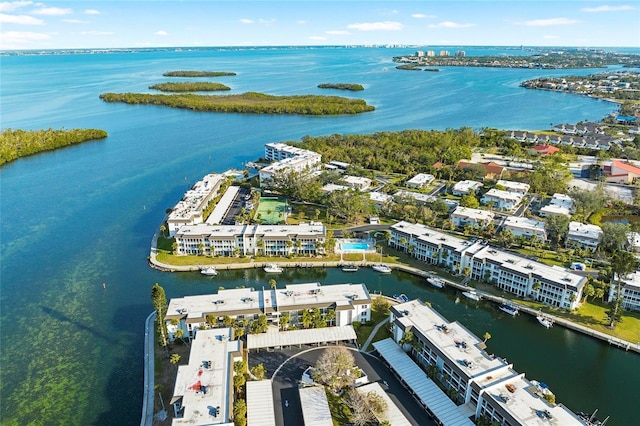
325, 388, 353, 426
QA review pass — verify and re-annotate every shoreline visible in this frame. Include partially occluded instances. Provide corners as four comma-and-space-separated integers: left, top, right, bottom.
148, 234, 640, 354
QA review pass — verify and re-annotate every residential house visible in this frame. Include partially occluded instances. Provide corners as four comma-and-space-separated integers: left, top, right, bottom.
406, 173, 435, 189
496, 180, 530, 195
608, 271, 640, 312
342, 175, 372, 191
605, 159, 640, 184
566, 222, 603, 252
480, 189, 523, 211
451, 206, 495, 229
539, 193, 574, 217
503, 217, 547, 241
452, 180, 483, 196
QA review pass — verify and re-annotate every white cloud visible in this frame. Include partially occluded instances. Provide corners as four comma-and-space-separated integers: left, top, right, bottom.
296, 20, 306, 24
84, 9, 99, 15
544, 35, 560, 39
154, 30, 168, 36
239, 18, 253, 24
309, 36, 326, 41
347, 21, 403, 31
0, 30, 49, 48
326, 30, 349, 35
63, 18, 86, 24
581, 5, 635, 12
412, 13, 436, 19
517, 18, 579, 27
31, 6, 71, 15
80, 30, 114, 35
0, 12, 42, 24
428, 21, 475, 28
257, 18, 275, 24
0, 1, 32, 12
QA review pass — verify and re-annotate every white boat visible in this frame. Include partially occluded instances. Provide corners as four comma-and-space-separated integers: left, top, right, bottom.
263, 263, 283, 273
462, 290, 481, 301
536, 315, 553, 328
200, 266, 218, 276
499, 303, 518, 316
393, 293, 409, 303
372, 264, 392, 273
341, 264, 359, 272
427, 277, 445, 288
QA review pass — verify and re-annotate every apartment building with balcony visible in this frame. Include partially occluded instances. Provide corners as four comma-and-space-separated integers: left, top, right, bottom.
174, 222, 325, 257
389, 222, 584, 308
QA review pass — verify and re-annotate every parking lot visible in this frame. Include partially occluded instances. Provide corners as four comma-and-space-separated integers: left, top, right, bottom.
248, 345, 436, 426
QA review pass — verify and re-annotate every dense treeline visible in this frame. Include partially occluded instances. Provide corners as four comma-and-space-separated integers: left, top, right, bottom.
149, 82, 231, 92
162, 71, 236, 77
99, 92, 375, 115
0, 128, 108, 165
317, 83, 364, 91
293, 128, 478, 174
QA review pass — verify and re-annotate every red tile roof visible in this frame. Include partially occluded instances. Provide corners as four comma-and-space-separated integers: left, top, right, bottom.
533, 145, 560, 155
612, 159, 640, 175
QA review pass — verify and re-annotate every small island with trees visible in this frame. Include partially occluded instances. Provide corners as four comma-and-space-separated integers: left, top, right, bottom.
162, 71, 236, 77
149, 82, 231, 92
317, 83, 364, 91
0, 128, 108, 166
99, 92, 375, 115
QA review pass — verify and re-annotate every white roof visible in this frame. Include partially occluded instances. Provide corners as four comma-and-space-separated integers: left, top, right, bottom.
394, 190, 436, 204
355, 383, 413, 426
299, 386, 333, 426
622, 271, 640, 289
452, 206, 495, 222
453, 180, 483, 193
373, 338, 474, 426
247, 326, 357, 349
321, 183, 350, 193
497, 180, 530, 193
539, 204, 571, 217
169, 174, 225, 221
406, 173, 435, 186
246, 380, 276, 426
370, 191, 393, 203
342, 175, 372, 187
177, 222, 325, 239
549, 193, 574, 209
567, 222, 603, 240
482, 188, 523, 203
629, 232, 640, 248
206, 186, 240, 225
172, 328, 239, 425
504, 216, 546, 232
482, 375, 588, 425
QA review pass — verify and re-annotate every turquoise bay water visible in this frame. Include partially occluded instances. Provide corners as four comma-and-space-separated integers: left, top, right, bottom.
1, 47, 638, 425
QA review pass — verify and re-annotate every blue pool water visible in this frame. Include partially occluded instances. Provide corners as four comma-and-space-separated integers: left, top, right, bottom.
341, 242, 370, 251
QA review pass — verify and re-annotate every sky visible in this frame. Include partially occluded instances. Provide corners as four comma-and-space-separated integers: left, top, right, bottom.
0, 0, 638, 50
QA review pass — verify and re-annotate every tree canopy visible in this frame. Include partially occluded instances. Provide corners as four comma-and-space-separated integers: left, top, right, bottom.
293, 128, 478, 174
0, 128, 107, 166
99, 92, 375, 115
149, 82, 231, 92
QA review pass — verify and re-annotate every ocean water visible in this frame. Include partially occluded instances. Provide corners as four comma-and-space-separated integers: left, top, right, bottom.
1, 46, 638, 425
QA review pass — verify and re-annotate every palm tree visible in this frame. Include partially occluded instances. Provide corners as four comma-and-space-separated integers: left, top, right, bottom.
159, 224, 167, 238
269, 278, 277, 289
483, 332, 491, 343
279, 312, 291, 331
170, 353, 181, 368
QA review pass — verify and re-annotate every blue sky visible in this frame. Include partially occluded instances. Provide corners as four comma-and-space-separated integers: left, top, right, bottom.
1, 1, 638, 50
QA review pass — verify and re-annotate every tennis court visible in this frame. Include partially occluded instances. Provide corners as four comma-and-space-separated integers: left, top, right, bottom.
254, 197, 288, 224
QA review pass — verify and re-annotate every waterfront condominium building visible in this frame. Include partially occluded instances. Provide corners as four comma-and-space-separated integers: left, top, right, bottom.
608, 271, 640, 312
566, 222, 603, 252
167, 173, 226, 237
165, 282, 372, 340
389, 221, 585, 308
174, 222, 326, 257
259, 143, 322, 187
386, 300, 589, 426
539, 193, 574, 218
496, 180, 530, 195
170, 327, 242, 425
452, 180, 483, 196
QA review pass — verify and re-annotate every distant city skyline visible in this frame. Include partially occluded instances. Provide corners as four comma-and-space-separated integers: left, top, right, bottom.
1, 1, 638, 50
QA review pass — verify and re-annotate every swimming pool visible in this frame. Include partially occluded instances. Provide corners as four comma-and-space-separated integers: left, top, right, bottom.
341, 242, 370, 251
